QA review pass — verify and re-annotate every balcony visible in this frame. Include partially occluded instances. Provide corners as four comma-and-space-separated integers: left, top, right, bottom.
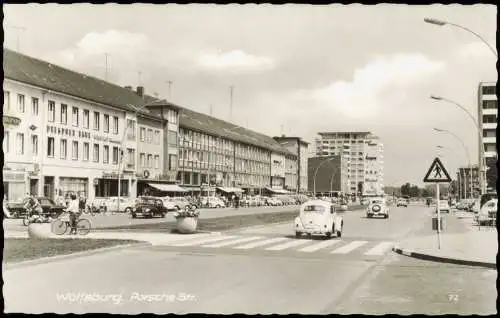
482, 137, 496, 144
482, 123, 497, 130
482, 108, 497, 116
484, 151, 497, 158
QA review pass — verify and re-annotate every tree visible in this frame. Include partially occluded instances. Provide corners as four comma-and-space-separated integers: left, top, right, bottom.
409, 185, 420, 197
400, 183, 411, 196
421, 188, 430, 197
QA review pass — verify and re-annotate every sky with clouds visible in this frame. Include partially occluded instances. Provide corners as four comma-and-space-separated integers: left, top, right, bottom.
3, 4, 497, 187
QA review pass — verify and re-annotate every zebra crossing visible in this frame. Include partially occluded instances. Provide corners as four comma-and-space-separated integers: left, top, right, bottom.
148, 233, 394, 257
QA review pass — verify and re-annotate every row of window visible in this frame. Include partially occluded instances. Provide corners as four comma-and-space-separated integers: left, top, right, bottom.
482, 100, 497, 109
139, 153, 161, 169
3, 131, 36, 156
482, 115, 497, 124
177, 171, 270, 187
483, 129, 496, 138
3, 91, 39, 115
46, 137, 123, 164
481, 85, 496, 96
139, 127, 162, 145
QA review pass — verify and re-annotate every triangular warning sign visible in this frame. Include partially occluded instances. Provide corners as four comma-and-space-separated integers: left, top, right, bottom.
423, 157, 452, 183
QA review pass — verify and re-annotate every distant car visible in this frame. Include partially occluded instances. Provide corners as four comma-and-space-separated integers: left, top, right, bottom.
435, 200, 450, 214
7, 196, 66, 219
169, 197, 192, 211
160, 197, 178, 211
265, 197, 283, 206
294, 200, 343, 238
476, 199, 497, 226
202, 197, 226, 208
105, 196, 136, 213
396, 199, 408, 207
366, 198, 389, 219
131, 196, 167, 218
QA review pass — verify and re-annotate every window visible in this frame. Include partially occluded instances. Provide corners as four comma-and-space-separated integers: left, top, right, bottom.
104, 114, 110, 133
483, 130, 496, 138
47, 137, 55, 157
127, 120, 136, 140
168, 131, 177, 147
32, 97, 39, 116
154, 131, 160, 144
48, 101, 56, 122
60, 104, 68, 125
93, 144, 99, 162
112, 147, 119, 164
147, 129, 153, 143
72, 141, 78, 160
482, 85, 496, 95
16, 133, 24, 155
483, 115, 496, 124
60, 139, 67, 159
94, 112, 100, 130
147, 154, 153, 167
140, 153, 145, 167
483, 100, 498, 109
103, 145, 109, 163
17, 94, 25, 113
83, 110, 90, 128
140, 127, 146, 142
83, 143, 89, 161
168, 110, 177, 124
113, 116, 119, 134
3, 91, 10, 110
127, 149, 135, 167
32, 135, 38, 156
3, 131, 9, 153
72, 107, 79, 126
154, 155, 159, 169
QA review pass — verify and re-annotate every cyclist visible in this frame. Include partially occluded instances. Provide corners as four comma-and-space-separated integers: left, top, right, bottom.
66, 193, 80, 234
24, 195, 43, 223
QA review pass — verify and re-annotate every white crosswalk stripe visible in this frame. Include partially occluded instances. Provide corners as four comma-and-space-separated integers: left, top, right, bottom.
233, 237, 289, 249
364, 241, 394, 255
171, 235, 238, 247
298, 239, 342, 252
265, 239, 310, 251
331, 241, 368, 254
202, 236, 263, 248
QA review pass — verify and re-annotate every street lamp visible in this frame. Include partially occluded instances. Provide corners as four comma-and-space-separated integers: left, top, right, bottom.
329, 167, 339, 198
424, 18, 497, 57
434, 128, 473, 200
430, 95, 485, 195
313, 157, 335, 196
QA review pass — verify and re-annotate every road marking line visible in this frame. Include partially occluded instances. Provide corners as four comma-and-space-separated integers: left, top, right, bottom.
298, 239, 342, 252
171, 235, 239, 247
265, 239, 311, 251
150, 234, 214, 245
331, 241, 368, 254
201, 236, 263, 248
233, 237, 289, 249
364, 242, 394, 255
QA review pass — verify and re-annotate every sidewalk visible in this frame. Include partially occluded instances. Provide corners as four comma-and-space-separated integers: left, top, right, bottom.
392, 210, 497, 269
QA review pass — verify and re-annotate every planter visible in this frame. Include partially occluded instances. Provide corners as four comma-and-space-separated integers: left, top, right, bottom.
176, 217, 199, 234
28, 222, 53, 239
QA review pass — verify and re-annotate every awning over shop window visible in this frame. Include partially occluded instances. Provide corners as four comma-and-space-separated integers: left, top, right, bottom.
148, 183, 187, 192
216, 187, 244, 193
266, 187, 291, 194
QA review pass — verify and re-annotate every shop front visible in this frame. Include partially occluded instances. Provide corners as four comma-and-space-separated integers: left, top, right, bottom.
94, 172, 134, 198
59, 177, 89, 198
3, 169, 27, 202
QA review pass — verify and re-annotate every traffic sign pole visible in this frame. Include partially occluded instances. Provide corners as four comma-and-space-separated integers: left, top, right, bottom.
436, 182, 441, 249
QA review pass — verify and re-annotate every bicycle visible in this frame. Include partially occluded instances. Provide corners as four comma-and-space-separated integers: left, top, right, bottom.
51, 212, 92, 235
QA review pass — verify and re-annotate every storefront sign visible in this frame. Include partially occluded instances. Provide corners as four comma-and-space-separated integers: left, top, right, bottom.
3, 115, 21, 127
47, 124, 120, 144
3, 170, 25, 182
103, 172, 119, 179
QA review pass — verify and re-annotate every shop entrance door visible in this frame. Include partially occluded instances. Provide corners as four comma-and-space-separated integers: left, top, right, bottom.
44, 176, 54, 199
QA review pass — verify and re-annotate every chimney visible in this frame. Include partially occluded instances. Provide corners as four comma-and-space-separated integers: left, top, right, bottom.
124, 86, 132, 90
136, 86, 144, 97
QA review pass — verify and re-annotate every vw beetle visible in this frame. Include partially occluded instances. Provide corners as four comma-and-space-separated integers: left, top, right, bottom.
294, 200, 343, 238
366, 197, 389, 219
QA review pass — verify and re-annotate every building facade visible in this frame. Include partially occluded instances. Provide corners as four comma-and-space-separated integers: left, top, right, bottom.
314, 132, 384, 198
456, 165, 480, 199
478, 82, 497, 193
273, 136, 310, 193
284, 153, 298, 192
270, 152, 286, 189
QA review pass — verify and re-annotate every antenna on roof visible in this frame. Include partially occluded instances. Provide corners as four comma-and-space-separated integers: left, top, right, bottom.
229, 85, 234, 122
166, 80, 173, 99
104, 53, 110, 81
6, 25, 26, 51
209, 104, 213, 116
138, 71, 142, 85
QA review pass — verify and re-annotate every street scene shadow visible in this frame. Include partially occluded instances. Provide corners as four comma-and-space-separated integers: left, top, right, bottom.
284, 234, 334, 240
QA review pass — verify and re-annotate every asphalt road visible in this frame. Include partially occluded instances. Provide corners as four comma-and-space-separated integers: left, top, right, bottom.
4, 203, 495, 314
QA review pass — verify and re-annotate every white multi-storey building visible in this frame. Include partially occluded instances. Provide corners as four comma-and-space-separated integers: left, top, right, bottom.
314, 131, 384, 197
478, 82, 497, 193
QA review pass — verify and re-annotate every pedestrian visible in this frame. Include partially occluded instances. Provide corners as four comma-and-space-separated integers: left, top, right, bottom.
67, 193, 80, 235
3, 195, 12, 218
235, 195, 240, 209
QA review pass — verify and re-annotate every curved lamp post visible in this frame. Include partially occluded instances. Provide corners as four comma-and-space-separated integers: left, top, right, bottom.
434, 128, 472, 200
329, 167, 339, 198
430, 95, 485, 195
424, 18, 497, 57
313, 157, 335, 196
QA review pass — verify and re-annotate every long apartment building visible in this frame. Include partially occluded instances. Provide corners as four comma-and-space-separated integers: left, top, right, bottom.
478, 82, 497, 193
456, 165, 480, 199
314, 132, 384, 197
2, 48, 302, 201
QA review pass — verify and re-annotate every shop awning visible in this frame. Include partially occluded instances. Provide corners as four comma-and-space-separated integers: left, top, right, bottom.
148, 183, 187, 192
216, 187, 244, 193
266, 187, 291, 194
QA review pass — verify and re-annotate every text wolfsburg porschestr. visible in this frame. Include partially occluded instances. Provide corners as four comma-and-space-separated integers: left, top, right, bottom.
56, 292, 196, 304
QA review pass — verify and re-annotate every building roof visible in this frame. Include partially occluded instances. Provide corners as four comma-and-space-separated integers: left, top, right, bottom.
273, 135, 310, 146
317, 131, 372, 137
179, 107, 294, 155
4, 48, 294, 156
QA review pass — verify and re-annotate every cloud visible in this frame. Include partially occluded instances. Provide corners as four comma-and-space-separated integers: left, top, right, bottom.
197, 50, 275, 72
303, 53, 445, 118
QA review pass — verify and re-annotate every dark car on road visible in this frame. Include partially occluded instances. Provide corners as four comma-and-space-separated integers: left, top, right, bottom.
7, 196, 66, 219
131, 196, 168, 218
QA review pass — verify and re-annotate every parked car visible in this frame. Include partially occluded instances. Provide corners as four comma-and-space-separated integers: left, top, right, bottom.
7, 196, 66, 219
476, 199, 497, 226
169, 197, 192, 211
160, 197, 178, 211
105, 197, 136, 213
366, 198, 389, 219
131, 196, 167, 218
396, 198, 408, 207
294, 200, 343, 238
202, 196, 226, 208
435, 200, 451, 214
265, 197, 283, 206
